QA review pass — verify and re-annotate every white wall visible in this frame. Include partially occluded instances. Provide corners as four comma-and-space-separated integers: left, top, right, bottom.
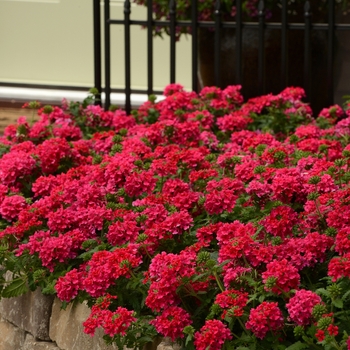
0, 0, 192, 97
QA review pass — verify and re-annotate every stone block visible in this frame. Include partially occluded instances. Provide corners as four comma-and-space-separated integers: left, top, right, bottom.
0, 316, 26, 350
0, 288, 54, 341
50, 299, 181, 350
49, 299, 117, 350
156, 338, 181, 350
22, 334, 60, 350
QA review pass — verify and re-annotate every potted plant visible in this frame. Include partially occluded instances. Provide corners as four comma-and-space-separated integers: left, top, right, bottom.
133, 0, 350, 113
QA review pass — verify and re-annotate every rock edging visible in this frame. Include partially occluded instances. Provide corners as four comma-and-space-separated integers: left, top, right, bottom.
0, 290, 180, 350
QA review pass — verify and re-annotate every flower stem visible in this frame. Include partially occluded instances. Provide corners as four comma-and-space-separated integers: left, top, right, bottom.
213, 271, 224, 292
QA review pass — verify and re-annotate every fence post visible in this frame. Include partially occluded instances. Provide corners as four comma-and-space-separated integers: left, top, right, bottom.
191, 0, 198, 92
235, 0, 242, 85
258, 0, 265, 95
327, 0, 335, 106
280, 0, 288, 90
147, 0, 154, 96
169, 0, 176, 84
124, 0, 131, 115
93, 0, 102, 105
304, 1, 312, 102
214, 0, 221, 87
104, 0, 111, 109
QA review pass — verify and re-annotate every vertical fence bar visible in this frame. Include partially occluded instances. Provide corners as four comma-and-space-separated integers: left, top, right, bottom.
235, 0, 242, 85
280, 0, 288, 90
304, 1, 311, 101
104, 0, 111, 109
214, 0, 221, 87
124, 0, 131, 114
147, 0, 154, 96
191, 0, 198, 92
258, 0, 265, 95
169, 0, 176, 83
93, 0, 102, 105
327, 0, 335, 106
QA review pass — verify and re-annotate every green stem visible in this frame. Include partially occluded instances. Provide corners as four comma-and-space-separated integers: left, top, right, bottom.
128, 269, 137, 280
213, 271, 224, 292
236, 317, 249, 336
142, 245, 153, 260
329, 340, 342, 350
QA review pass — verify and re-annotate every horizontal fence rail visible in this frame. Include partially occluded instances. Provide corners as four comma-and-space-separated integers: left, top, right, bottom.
94, 0, 350, 114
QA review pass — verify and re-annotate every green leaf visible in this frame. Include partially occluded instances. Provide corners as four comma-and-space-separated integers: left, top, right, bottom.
2, 278, 28, 298
285, 341, 309, 350
136, 336, 153, 344
332, 298, 343, 308
192, 272, 209, 282
342, 289, 350, 302
315, 288, 330, 298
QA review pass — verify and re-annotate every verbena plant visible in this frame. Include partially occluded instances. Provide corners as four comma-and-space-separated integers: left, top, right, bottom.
132, 0, 350, 37
0, 85, 350, 349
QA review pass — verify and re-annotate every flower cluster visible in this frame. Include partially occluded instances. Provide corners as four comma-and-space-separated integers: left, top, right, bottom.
0, 85, 350, 349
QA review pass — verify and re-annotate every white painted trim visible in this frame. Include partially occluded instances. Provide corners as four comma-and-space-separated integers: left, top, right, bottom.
0, 87, 165, 107
0, 0, 59, 3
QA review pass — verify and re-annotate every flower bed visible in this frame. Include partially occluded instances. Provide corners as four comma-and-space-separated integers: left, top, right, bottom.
0, 85, 350, 350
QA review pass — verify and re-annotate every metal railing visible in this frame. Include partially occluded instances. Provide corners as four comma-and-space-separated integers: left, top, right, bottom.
93, 0, 350, 114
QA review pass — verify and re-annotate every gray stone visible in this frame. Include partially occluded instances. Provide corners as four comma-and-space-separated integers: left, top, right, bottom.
0, 288, 54, 341
22, 334, 60, 350
49, 299, 117, 350
0, 315, 26, 350
156, 338, 181, 350
49, 299, 180, 350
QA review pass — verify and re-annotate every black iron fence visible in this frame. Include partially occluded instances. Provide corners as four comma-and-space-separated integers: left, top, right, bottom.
93, 0, 350, 114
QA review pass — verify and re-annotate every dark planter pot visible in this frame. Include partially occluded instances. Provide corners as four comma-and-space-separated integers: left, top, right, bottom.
197, 25, 329, 114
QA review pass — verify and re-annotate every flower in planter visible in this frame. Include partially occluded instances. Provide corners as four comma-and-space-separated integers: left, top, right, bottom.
133, 0, 350, 37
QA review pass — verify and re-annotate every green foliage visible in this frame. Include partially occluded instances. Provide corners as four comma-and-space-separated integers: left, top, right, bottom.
2, 278, 28, 298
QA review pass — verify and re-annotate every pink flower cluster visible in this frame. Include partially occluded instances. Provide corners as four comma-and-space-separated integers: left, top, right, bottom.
245, 302, 284, 339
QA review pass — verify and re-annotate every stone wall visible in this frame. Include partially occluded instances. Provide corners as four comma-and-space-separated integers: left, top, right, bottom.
0, 290, 180, 350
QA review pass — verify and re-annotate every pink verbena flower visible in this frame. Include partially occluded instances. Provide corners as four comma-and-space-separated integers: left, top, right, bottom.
204, 178, 244, 215
83, 246, 142, 297
0, 195, 28, 221
194, 320, 232, 350
262, 259, 300, 294
150, 306, 192, 341
286, 289, 322, 325
102, 307, 136, 337
83, 304, 136, 337
163, 83, 184, 96
55, 268, 85, 302
124, 170, 157, 197
35, 138, 72, 174
245, 302, 284, 339
260, 206, 299, 239
335, 227, 350, 256
145, 250, 197, 311
0, 150, 36, 187
328, 253, 350, 281
215, 289, 248, 318
217, 111, 252, 132
107, 219, 140, 246
38, 234, 76, 271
